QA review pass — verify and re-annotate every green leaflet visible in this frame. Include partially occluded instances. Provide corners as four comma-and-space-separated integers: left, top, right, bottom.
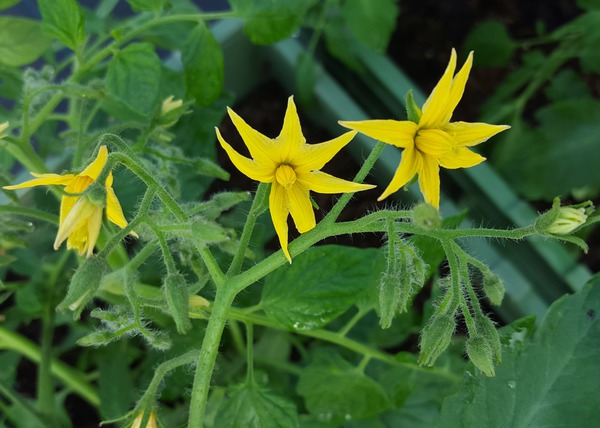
0, 17, 51, 67
38, 0, 85, 51
261, 245, 385, 331
438, 277, 600, 426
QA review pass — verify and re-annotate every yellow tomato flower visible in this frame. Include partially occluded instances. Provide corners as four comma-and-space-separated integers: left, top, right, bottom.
340, 49, 510, 208
3, 146, 134, 258
216, 96, 375, 262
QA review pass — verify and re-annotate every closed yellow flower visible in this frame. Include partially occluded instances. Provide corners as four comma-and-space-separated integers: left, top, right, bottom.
3, 146, 134, 257
216, 96, 375, 262
340, 49, 510, 208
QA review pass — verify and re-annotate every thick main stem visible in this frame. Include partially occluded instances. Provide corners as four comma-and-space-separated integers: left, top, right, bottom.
187, 285, 237, 427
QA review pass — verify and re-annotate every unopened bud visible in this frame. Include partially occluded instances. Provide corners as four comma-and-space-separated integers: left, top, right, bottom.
535, 197, 592, 235
378, 239, 428, 328
77, 330, 115, 347
546, 207, 588, 235
482, 269, 505, 306
418, 314, 456, 366
159, 96, 184, 128
0, 121, 9, 139
191, 218, 229, 244
412, 202, 442, 229
475, 315, 502, 364
466, 335, 495, 376
163, 272, 192, 334
132, 409, 158, 428
58, 256, 108, 319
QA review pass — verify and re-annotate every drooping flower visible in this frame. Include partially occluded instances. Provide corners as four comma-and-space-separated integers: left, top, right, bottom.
216, 96, 375, 262
3, 146, 134, 258
340, 49, 510, 208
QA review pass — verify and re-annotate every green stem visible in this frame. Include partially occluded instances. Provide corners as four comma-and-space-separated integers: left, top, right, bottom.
0, 327, 99, 406
37, 252, 71, 415
73, 12, 237, 81
227, 183, 269, 277
245, 322, 255, 384
187, 285, 237, 428
0, 205, 58, 225
323, 141, 385, 225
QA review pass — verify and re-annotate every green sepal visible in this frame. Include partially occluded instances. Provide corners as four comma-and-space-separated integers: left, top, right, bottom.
482, 269, 505, 306
466, 335, 495, 376
405, 90, 422, 123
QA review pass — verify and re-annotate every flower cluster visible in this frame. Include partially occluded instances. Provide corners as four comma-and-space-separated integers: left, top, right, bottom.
3, 146, 133, 258
217, 50, 509, 259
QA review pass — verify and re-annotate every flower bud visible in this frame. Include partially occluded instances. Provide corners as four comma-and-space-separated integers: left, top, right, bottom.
466, 335, 495, 376
163, 272, 192, 334
378, 239, 428, 328
482, 269, 505, 306
57, 256, 108, 319
412, 202, 442, 229
418, 314, 456, 366
0, 121, 9, 139
132, 409, 158, 428
546, 207, 588, 235
475, 315, 502, 364
191, 218, 229, 244
159, 95, 185, 128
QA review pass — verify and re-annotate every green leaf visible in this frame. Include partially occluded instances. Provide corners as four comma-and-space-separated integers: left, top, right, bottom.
324, 11, 363, 72
295, 52, 317, 106
297, 349, 391, 424
215, 382, 299, 428
578, 0, 600, 9
0, 0, 20, 11
182, 23, 224, 107
126, 0, 165, 12
343, 0, 399, 51
0, 17, 50, 67
496, 98, 600, 199
38, 0, 85, 51
261, 245, 385, 330
463, 21, 515, 67
544, 69, 591, 102
229, 0, 316, 45
437, 278, 600, 427
105, 43, 162, 116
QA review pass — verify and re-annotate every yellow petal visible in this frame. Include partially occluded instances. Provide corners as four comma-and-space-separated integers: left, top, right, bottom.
287, 183, 316, 234
85, 208, 103, 258
277, 96, 306, 162
338, 120, 417, 148
269, 182, 291, 263
420, 49, 457, 129
294, 131, 357, 173
297, 170, 375, 194
216, 128, 275, 183
106, 187, 139, 238
81, 146, 108, 179
3, 173, 75, 190
378, 146, 421, 201
443, 121, 510, 147
415, 129, 454, 158
443, 51, 473, 123
59, 195, 79, 228
418, 155, 441, 209
54, 197, 97, 250
227, 107, 280, 166
439, 147, 486, 169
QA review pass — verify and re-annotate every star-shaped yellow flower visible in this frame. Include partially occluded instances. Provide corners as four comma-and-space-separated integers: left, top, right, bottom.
340, 49, 510, 208
216, 96, 375, 262
3, 146, 134, 258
